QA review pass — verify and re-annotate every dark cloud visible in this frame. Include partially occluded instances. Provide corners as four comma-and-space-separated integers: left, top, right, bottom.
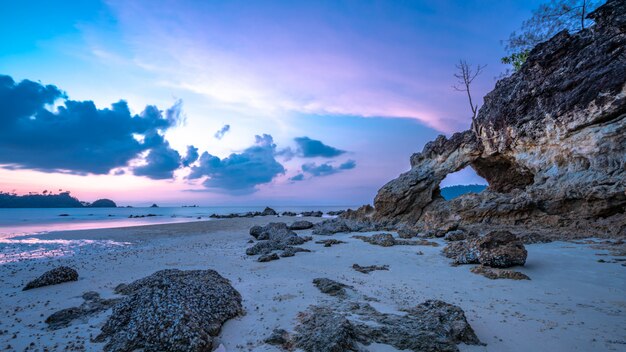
188, 134, 285, 194
293, 137, 345, 158
214, 124, 230, 139
289, 173, 305, 181
133, 134, 183, 180
301, 159, 357, 177
0, 74, 184, 175
181, 145, 199, 167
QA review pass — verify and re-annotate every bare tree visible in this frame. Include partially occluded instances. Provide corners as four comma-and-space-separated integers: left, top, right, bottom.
502, 0, 599, 71
453, 60, 486, 137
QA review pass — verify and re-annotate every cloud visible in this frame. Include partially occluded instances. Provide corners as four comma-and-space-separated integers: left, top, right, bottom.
181, 145, 199, 167
214, 124, 230, 139
188, 134, 285, 194
300, 159, 357, 177
0, 74, 184, 175
293, 137, 345, 158
289, 173, 304, 181
132, 134, 183, 180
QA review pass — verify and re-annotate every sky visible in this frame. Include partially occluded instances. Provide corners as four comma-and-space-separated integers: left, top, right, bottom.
0, 0, 543, 206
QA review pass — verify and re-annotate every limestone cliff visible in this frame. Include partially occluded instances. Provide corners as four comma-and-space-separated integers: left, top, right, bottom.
372, 0, 626, 237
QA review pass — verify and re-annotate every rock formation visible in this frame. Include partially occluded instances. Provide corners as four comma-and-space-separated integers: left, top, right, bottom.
46, 292, 121, 329
95, 269, 242, 352
370, 0, 626, 238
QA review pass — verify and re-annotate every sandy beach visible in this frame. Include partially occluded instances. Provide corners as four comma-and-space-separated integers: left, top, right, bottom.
1, 216, 624, 351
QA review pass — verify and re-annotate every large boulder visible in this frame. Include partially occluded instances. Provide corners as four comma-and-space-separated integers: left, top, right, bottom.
23, 266, 79, 291
289, 220, 314, 230
95, 269, 242, 352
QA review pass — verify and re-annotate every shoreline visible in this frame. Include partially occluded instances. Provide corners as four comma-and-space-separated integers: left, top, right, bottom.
1, 217, 625, 351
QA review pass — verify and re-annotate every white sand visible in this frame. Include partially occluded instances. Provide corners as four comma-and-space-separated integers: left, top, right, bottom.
1, 217, 625, 351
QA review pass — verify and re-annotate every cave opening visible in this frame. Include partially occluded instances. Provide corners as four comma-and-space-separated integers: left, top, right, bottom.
438, 166, 488, 200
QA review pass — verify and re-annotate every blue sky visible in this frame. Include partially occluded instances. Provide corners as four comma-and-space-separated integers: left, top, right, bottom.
0, 0, 542, 205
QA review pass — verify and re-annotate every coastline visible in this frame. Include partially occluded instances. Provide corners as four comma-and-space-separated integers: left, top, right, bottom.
1, 217, 624, 351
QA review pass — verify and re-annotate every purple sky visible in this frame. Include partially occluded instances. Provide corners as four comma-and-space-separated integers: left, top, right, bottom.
0, 0, 543, 206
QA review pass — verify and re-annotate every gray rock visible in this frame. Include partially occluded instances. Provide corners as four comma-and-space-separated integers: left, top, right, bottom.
246, 222, 310, 256
443, 230, 527, 268
315, 239, 346, 247
281, 211, 297, 216
280, 246, 311, 257
289, 220, 314, 230
444, 230, 467, 241
265, 328, 290, 347
258, 253, 280, 262
352, 264, 389, 274
312, 278, 351, 297
262, 207, 278, 216
353, 233, 437, 247
312, 218, 385, 235
302, 211, 323, 217
46, 292, 121, 330
470, 265, 530, 280
293, 306, 359, 352
23, 266, 79, 291
95, 269, 243, 352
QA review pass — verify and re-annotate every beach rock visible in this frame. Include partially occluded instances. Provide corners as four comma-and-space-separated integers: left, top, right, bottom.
352, 264, 389, 274
23, 266, 79, 291
249, 222, 295, 241
351, 300, 482, 352
258, 253, 280, 262
96, 269, 242, 352
397, 227, 417, 239
281, 211, 297, 216
46, 292, 121, 330
313, 278, 351, 297
444, 231, 527, 268
291, 300, 481, 352
312, 217, 386, 235
302, 211, 323, 217
246, 223, 309, 256
294, 306, 359, 352
476, 231, 527, 268
354, 233, 396, 247
289, 220, 314, 230
262, 207, 278, 216
280, 246, 311, 257
315, 239, 346, 247
368, 0, 626, 238
470, 265, 530, 280
353, 233, 437, 247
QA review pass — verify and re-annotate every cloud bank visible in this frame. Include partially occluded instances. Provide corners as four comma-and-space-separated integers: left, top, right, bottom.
0, 74, 192, 178
293, 159, 357, 181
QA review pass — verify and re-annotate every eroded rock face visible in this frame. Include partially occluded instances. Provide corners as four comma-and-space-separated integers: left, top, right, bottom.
95, 269, 242, 352
23, 266, 78, 291
372, 0, 626, 237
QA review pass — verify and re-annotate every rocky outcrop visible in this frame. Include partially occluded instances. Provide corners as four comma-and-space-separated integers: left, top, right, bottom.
370, 0, 626, 237
96, 269, 242, 352
23, 266, 79, 290
353, 233, 438, 247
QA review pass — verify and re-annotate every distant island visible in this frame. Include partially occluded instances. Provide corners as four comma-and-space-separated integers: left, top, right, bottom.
0, 191, 117, 208
440, 184, 487, 200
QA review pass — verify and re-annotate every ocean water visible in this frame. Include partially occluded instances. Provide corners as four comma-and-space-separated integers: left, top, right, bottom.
0, 206, 354, 236
0, 206, 354, 264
